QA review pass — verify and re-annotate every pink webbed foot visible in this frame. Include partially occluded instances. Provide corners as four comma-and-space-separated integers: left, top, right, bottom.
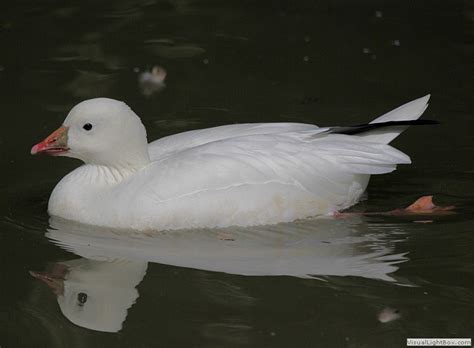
334, 195, 455, 217
395, 195, 455, 215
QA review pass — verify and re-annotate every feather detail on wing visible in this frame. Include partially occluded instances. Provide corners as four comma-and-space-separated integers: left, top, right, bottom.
311, 134, 411, 174
142, 132, 409, 203
148, 123, 320, 160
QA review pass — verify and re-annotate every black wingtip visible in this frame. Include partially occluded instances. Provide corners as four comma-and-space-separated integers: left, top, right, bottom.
368, 119, 439, 127
327, 119, 439, 136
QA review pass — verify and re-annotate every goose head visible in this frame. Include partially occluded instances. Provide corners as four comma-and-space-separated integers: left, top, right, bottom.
31, 98, 150, 169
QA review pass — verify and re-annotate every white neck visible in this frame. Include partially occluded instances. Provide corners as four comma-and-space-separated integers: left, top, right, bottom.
81, 144, 151, 174
75, 163, 144, 186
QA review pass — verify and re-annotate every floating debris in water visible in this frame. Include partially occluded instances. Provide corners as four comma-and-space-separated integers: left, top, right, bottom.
362, 48, 371, 54
303, 55, 309, 62
304, 35, 311, 43
217, 233, 235, 241
138, 66, 167, 97
133, 67, 140, 73
391, 39, 401, 46
203, 58, 209, 64
375, 10, 383, 18
371, 54, 377, 60
0, 65, 4, 71
378, 307, 401, 323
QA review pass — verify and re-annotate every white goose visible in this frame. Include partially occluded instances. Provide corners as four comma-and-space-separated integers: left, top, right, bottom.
31, 95, 433, 231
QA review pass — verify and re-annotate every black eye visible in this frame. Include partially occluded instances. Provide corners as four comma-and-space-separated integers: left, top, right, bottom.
77, 292, 88, 305
83, 123, 93, 131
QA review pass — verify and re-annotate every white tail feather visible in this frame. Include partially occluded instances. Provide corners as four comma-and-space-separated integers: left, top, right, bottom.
358, 94, 431, 144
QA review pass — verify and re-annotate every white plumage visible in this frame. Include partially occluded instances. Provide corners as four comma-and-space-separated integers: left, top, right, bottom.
34, 95, 431, 230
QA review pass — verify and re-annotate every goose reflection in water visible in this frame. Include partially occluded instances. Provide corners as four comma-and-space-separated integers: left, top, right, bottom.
31, 215, 408, 333
30, 259, 146, 333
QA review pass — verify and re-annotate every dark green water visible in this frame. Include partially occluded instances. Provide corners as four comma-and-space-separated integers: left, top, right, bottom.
1, 0, 473, 347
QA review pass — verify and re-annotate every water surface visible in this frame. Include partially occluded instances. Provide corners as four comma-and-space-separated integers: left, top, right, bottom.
1, 0, 473, 347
